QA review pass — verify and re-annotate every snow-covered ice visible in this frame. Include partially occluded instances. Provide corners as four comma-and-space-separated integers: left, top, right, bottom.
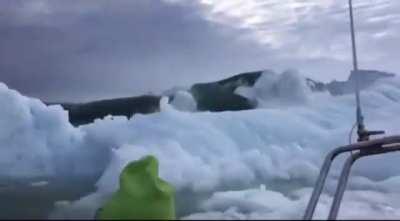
169, 90, 197, 112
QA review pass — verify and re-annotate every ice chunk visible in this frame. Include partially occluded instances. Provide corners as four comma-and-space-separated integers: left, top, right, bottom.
169, 90, 197, 112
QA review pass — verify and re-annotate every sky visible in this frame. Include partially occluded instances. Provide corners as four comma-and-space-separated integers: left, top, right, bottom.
0, 0, 399, 102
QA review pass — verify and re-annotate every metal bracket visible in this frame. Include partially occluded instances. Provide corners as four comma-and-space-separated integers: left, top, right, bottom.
303, 136, 400, 220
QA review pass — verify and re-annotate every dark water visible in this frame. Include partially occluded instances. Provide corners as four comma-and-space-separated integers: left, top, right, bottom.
0, 176, 97, 219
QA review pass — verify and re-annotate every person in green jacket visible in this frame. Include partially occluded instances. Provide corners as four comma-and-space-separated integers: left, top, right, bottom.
97, 155, 176, 220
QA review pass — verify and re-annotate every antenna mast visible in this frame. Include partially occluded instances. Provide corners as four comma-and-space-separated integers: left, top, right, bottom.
303, 2, 400, 219
348, 0, 384, 141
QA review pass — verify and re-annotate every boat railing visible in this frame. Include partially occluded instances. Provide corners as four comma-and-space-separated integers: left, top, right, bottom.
303, 135, 400, 220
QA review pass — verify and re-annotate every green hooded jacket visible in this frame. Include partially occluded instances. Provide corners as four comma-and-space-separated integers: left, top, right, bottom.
97, 155, 176, 220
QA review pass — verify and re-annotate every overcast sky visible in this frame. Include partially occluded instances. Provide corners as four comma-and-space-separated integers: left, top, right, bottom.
0, 0, 399, 102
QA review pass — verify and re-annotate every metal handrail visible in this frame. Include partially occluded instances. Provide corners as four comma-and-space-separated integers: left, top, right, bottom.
303, 136, 400, 220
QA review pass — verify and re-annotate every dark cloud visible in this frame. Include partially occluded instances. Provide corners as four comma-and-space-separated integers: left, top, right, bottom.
0, 0, 398, 102
0, 0, 272, 102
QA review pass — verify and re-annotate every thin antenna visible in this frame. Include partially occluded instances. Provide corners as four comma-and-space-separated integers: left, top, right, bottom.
349, 0, 364, 140
348, 0, 384, 141
349, 0, 358, 71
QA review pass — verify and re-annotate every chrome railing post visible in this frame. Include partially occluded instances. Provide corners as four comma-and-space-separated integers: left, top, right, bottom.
328, 145, 400, 219
303, 136, 400, 220
328, 152, 360, 219
304, 148, 351, 219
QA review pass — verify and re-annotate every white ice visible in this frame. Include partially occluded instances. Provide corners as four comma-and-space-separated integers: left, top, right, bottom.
1, 70, 400, 219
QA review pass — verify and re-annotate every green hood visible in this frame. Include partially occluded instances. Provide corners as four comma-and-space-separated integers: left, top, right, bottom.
98, 155, 176, 220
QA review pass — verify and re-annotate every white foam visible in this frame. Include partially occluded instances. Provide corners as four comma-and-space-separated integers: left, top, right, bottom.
183, 187, 400, 220
169, 90, 197, 112
30, 181, 49, 187
235, 70, 312, 108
